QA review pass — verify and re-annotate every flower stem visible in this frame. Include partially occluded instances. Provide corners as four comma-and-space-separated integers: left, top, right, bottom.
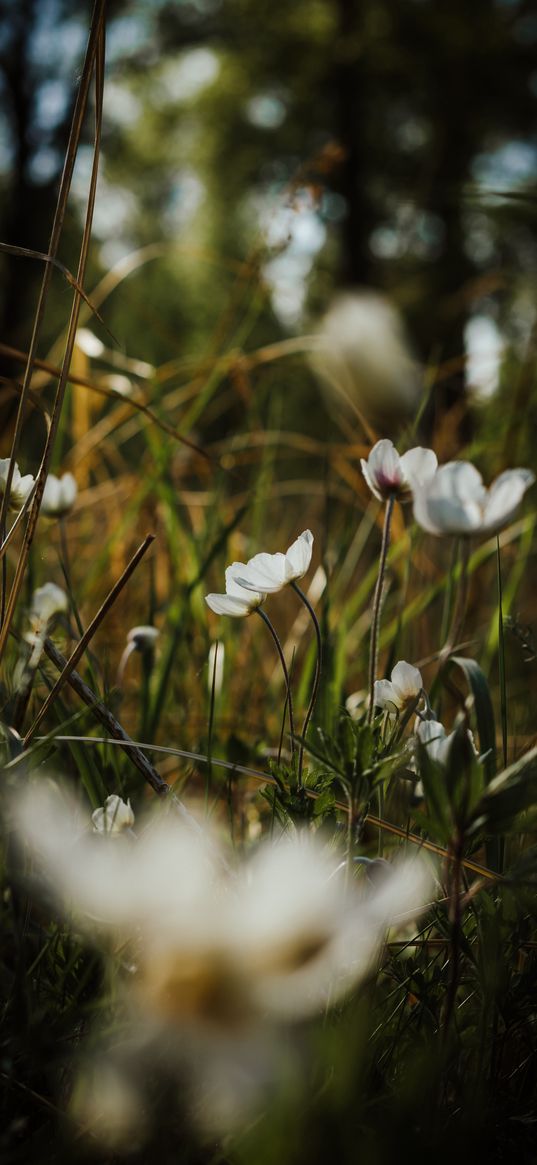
440, 537, 471, 663
442, 830, 464, 1040
255, 608, 295, 759
290, 581, 322, 785
368, 494, 395, 724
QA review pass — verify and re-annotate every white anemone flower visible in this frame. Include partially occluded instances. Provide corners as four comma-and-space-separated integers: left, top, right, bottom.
416, 718, 455, 768
12, 787, 433, 1016
413, 461, 535, 537
118, 626, 160, 685
373, 660, 423, 713
413, 718, 478, 799
24, 582, 68, 669
41, 472, 78, 518
361, 439, 437, 503
232, 530, 314, 595
0, 458, 35, 511
126, 625, 159, 650
92, 794, 135, 836
12, 786, 433, 1134
205, 563, 266, 617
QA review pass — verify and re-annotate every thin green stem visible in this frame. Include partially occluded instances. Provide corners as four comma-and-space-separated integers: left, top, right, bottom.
442, 832, 464, 1040
368, 495, 395, 724
440, 537, 471, 664
256, 607, 295, 759
496, 536, 507, 874
205, 640, 219, 812
290, 581, 322, 784
496, 536, 508, 770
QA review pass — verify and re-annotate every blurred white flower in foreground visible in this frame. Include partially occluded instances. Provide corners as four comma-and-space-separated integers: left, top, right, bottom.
92, 794, 135, 836
41, 472, 78, 518
205, 563, 266, 617
0, 458, 35, 511
70, 1061, 146, 1152
312, 291, 422, 429
413, 461, 535, 537
361, 440, 437, 503
373, 661, 423, 714
12, 784, 433, 1136
233, 529, 313, 594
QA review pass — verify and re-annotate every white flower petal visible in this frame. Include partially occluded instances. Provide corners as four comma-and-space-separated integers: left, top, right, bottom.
361, 439, 404, 500
399, 446, 438, 491
205, 593, 253, 617
224, 562, 253, 601
284, 529, 313, 580
390, 660, 422, 701
364, 857, 433, 930
126, 625, 159, 648
92, 795, 135, 835
417, 718, 450, 766
14, 474, 36, 507
373, 679, 402, 711
360, 457, 384, 501
368, 439, 401, 481
42, 472, 78, 517
29, 582, 68, 626
482, 468, 535, 533
233, 551, 289, 593
413, 461, 486, 535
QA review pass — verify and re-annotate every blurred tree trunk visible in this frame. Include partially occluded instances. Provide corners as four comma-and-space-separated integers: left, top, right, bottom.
333, 0, 375, 287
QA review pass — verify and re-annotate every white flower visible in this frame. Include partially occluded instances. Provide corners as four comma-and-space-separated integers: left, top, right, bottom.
413, 718, 479, 799
345, 689, 368, 720
92, 794, 135, 836
373, 660, 423, 713
41, 472, 78, 518
208, 642, 224, 697
232, 530, 314, 595
127, 625, 159, 650
29, 582, 69, 627
117, 626, 160, 685
311, 291, 421, 425
12, 786, 433, 1133
416, 719, 455, 768
205, 563, 266, 617
0, 458, 35, 511
361, 439, 437, 503
14, 787, 432, 1018
413, 461, 535, 537
23, 582, 68, 669
232, 838, 431, 1020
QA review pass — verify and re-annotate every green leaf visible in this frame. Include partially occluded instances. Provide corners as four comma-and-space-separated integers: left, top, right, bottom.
472, 744, 537, 835
448, 656, 496, 783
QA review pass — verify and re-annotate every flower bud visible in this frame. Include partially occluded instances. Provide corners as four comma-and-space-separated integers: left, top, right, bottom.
92, 794, 135, 836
